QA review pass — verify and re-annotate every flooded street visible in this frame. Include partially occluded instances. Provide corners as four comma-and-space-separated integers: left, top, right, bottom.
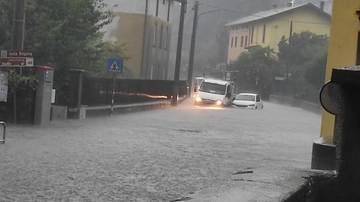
0, 100, 320, 201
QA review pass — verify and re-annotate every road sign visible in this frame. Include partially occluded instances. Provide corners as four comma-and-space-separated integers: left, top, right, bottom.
1, 50, 33, 58
107, 59, 123, 73
0, 50, 34, 67
0, 58, 33, 67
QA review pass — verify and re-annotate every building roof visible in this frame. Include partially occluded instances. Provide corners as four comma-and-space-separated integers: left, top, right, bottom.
225, 3, 331, 27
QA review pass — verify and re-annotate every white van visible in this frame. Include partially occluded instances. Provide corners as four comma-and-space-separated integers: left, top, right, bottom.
194, 78, 234, 107
193, 76, 205, 92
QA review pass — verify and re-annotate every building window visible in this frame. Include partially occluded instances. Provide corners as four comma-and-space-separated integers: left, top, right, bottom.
240, 36, 244, 47
235, 37, 237, 47
159, 24, 163, 48
251, 26, 254, 44
245, 35, 248, 47
262, 24, 266, 43
231, 37, 234, 48
153, 23, 157, 47
164, 27, 168, 49
156, 0, 159, 17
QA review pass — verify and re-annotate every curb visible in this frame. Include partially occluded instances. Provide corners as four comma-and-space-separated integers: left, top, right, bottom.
280, 180, 309, 202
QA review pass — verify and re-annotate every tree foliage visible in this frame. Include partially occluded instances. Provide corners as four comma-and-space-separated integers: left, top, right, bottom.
278, 31, 328, 67
232, 31, 328, 99
0, 0, 134, 122
0, 0, 133, 89
277, 31, 328, 95
305, 51, 327, 89
233, 45, 280, 99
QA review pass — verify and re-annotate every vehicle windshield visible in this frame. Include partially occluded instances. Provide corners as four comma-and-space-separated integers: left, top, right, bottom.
236, 94, 255, 101
194, 77, 204, 87
199, 82, 226, 95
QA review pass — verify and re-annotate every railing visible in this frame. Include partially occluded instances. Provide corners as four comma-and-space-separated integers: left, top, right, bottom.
81, 78, 188, 107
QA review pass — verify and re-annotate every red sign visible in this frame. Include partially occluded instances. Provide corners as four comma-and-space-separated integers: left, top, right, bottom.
0, 58, 34, 67
1, 50, 33, 58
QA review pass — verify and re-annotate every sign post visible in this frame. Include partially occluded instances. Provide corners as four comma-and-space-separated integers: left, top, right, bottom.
0, 50, 33, 68
0, 71, 9, 102
107, 58, 123, 116
0, 50, 33, 123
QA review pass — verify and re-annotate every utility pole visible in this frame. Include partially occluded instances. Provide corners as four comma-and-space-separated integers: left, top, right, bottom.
11, 0, 25, 124
186, 1, 199, 97
11, 0, 25, 51
172, 0, 187, 106
285, 21, 293, 96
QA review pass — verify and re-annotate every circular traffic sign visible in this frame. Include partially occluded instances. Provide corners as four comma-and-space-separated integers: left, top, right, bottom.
320, 81, 339, 115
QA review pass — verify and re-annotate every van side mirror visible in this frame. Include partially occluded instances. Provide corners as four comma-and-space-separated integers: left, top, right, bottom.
226, 92, 231, 98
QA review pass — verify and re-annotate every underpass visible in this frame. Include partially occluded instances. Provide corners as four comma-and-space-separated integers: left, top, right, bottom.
0, 99, 321, 202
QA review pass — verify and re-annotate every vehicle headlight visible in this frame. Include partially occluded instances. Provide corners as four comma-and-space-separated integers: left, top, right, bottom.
216, 100, 222, 105
195, 97, 202, 102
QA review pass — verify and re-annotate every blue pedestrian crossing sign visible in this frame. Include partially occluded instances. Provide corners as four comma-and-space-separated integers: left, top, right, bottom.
107, 58, 123, 73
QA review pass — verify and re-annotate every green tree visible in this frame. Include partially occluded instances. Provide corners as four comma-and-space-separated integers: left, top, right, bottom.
278, 31, 328, 67
277, 31, 328, 96
0, 0, 133, 84
0, 0, 13, 49
0, 0, 134, 121
233, 45, 280, 99
305, 51, 327, 89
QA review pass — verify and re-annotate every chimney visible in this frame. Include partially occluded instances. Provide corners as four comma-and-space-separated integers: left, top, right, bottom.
272, 4, 278, 9
320, 1, 325, 11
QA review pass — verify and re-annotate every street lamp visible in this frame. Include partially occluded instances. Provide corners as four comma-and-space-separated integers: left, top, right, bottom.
186, 1, 221, 97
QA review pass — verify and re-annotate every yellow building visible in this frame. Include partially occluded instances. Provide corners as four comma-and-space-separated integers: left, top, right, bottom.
311, 0, 360, 170
225, 3, 331, 63
103, 0, 174, 79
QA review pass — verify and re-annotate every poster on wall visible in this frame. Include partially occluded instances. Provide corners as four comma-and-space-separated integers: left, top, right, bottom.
0, 71, 8, 102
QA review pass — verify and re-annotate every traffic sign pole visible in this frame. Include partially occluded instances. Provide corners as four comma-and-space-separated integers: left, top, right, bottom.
111, 73, 116, 116
106, 58, 122, 116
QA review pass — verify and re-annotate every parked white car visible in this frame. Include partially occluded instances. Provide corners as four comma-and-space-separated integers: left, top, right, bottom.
232, 93, 264, 110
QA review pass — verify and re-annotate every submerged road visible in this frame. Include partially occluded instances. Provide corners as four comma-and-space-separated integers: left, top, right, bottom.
0, 99, 321, 201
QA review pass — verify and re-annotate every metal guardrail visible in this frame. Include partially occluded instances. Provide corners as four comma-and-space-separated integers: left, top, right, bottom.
0, 121, 5, 144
